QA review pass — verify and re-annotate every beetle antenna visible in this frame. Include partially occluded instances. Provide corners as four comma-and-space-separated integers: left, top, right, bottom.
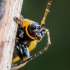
41, 0, 52, 27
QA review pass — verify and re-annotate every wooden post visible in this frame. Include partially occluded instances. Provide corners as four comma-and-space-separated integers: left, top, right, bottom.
0, 0, 23, 70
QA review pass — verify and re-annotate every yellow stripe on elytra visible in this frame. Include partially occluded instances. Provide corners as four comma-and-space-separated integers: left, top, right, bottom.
12, 56, 20, 63
28, 41, 37, 51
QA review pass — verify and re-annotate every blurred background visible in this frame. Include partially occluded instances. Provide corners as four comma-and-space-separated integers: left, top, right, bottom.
0, 0, 69, 70
20, 0, 70, 70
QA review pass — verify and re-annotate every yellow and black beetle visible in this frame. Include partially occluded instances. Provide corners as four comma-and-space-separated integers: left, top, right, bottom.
11, 0, 52, 70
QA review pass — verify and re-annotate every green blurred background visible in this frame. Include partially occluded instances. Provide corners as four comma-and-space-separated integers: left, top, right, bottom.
20, 0, 70, 70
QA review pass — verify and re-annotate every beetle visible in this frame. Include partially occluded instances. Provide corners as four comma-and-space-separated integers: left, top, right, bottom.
11, 0, 52, 70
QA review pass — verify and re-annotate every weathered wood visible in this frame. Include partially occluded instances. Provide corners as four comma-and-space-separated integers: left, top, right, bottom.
0, 0, 23, 70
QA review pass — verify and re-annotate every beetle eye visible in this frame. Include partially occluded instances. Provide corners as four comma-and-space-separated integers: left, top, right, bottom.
31, 27, 36, 30
37, 25, 41, 29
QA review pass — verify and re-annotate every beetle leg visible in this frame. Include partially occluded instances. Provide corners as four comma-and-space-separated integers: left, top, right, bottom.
14, 15, 24, 24
15, 44, 30, 60
14, 17, 22, 24
45, 29, 51, 45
